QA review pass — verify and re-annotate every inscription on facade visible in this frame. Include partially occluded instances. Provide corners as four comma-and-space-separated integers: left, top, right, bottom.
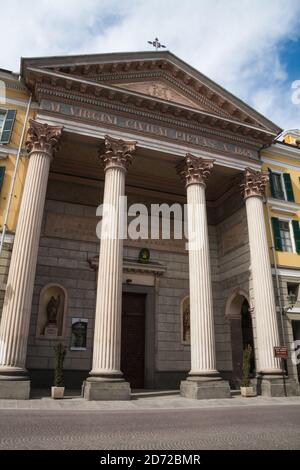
40, 99, 258, 160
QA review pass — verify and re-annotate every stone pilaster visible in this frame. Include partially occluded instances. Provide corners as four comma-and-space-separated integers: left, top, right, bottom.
177, 154, 230, 399
0, 120, 63, 399
243, 168, 298, 396
84, 135, 136, 401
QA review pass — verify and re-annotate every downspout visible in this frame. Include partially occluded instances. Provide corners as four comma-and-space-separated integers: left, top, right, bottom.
0, 91, 32, 255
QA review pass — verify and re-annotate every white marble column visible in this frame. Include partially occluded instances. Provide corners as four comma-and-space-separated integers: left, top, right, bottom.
243, 168, 282, 376
177, 154, 230, 399
84, 135, 136, 401
0, 120, 63, 399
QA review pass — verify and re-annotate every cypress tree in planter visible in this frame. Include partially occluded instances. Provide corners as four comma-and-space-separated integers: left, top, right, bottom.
240, 345, 256, 397
51, 343, 66, 399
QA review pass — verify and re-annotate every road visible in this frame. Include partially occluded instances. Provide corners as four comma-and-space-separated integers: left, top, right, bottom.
0, 404, 299, 449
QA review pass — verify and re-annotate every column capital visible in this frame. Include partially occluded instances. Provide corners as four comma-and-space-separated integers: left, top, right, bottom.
25, 120, 63, 156
242, 167, 269, 199
100, 135, 137, 172
177, 153, 214, 187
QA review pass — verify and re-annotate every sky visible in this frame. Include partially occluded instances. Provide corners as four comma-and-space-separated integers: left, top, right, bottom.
1, 0, 300, 131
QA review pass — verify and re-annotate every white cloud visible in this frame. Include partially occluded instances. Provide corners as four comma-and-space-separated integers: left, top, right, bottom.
1, 0, 300, 129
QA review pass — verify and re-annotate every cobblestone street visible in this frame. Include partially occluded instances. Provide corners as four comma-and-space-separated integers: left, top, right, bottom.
0, 398, 299, 450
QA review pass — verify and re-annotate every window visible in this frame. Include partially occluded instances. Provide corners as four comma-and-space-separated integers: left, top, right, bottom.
0, 166, 5, 193
0, 109, 16, 144
0, 110, 5, 134
269, 168, 295, 202
279, 220, 293, 252
287, 283, 299, 306
272, 217, 300, 253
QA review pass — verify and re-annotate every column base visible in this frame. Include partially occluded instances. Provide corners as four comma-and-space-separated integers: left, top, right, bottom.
83, 377, 131, 401
0, 374, 30, 400
180, 375, 231, 400
256, 374, 300, 397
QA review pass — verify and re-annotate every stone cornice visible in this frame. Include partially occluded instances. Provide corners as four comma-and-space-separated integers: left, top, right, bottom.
25, 119, 63, 156
262, 142, 300, 161
177, 153, 214, 187
25, 66, 275, 142
21, 50, 281, 134
36, 85, 264, 150
100, 135, 136, 171
242, 167, 269, 199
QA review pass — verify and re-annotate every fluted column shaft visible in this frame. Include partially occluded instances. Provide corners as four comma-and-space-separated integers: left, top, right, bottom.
91, 166, 125, 376
177, 154, 217, 376
0, 120, 63, 375
90, 135, 136, 378
243, 168, 281, 374
187, 182, 217, 374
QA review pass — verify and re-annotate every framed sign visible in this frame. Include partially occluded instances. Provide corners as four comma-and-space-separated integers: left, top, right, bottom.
70, 318, 88, 351
274, 346, 288, 359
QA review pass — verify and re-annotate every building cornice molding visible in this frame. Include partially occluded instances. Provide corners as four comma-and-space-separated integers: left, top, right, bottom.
271, 267, 300, 278
21, 50, 281, 134
25, 66, 276, 141
38, 113, 262, 172
36, 85, 262, 150
262, 156, 300, 172
262, 143, 300, 161
267, 198, 300, 215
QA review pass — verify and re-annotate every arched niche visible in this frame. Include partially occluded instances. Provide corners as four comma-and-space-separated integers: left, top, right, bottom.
181, 295, 190, 344
36, 283, 67, 339
225, 288, 255, 388
225, 288, 250, 319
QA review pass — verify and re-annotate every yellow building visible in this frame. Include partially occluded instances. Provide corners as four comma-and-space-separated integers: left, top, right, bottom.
262, 131, 300, 382
0, 69, 34, 308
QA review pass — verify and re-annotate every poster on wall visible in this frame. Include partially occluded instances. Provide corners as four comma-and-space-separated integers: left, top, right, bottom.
70, 318, 88, 350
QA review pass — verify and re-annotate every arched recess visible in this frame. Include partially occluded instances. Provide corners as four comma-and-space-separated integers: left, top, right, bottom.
225, 288, 255, 388
36, 283, 67, 339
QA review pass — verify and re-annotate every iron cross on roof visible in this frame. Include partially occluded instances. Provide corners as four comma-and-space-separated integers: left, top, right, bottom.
147, 37, 166, 51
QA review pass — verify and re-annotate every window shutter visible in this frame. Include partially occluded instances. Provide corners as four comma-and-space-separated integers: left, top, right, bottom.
0, 109, 16, 144
268, 168, 275, 198
292, 220, 300, 254
0, 166, 5, 193
283, 173, 295, 202
271, 217, 282, 251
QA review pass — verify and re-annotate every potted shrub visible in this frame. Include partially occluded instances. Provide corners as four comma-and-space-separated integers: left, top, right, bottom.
240, 344, 255, 397
51, 343, 66, 399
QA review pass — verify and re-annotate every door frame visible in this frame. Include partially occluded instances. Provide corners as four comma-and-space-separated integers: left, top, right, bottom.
122, 284, 156, 388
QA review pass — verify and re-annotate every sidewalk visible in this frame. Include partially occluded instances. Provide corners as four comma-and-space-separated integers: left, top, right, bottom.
0, 389, 300, 411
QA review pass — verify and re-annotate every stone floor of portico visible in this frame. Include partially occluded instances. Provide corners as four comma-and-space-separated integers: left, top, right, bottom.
0, 389, 299, 411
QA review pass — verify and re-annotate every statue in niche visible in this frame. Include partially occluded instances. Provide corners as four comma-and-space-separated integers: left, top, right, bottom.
183, 301, 190, 342
46, 295, 61, 326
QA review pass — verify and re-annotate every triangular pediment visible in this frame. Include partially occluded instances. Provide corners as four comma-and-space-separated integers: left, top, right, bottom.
21, 50, 282, 138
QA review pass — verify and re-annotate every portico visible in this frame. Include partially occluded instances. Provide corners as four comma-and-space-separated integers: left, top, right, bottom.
0, 51, 298, 399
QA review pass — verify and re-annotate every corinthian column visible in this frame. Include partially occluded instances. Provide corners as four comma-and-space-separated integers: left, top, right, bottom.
0, 120, 63, 399
242, 168, 298, 396
177, 154, 230, 399
84, 135, 136, 401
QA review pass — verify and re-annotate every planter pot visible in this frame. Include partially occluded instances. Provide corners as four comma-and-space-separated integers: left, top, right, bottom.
240, 386, 255, 397
51, 386, 65, 399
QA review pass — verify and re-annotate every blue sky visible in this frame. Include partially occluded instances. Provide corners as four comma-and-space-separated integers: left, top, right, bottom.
1, 0, 300, 131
